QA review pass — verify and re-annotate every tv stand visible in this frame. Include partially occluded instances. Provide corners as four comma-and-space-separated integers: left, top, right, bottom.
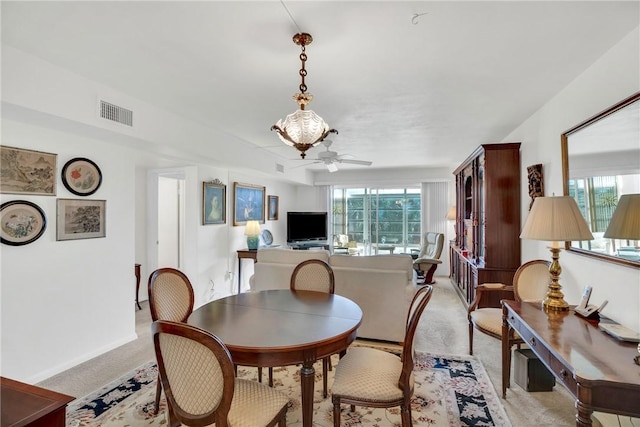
288, 241, 330, 250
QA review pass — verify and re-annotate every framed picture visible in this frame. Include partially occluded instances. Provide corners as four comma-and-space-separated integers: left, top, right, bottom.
268, 195, 279, 220
233, 182, 265, 226
203, 179, 226, 225
0, 200, 47, 246
0, 146, 57, 195
57, 198, 106, 241
61, 157, 102, 196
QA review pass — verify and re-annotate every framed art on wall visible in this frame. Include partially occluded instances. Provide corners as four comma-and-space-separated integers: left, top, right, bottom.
57, 199, 106, 241
233, 182, 265, 226
62, 157, 102, 196
268, 195, 279, 220
0, 200, 47, 246
0, 146, 57, 195
203, 179, 226, 225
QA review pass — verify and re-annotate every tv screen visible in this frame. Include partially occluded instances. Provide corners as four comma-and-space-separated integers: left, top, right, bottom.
287, 212, 328, 242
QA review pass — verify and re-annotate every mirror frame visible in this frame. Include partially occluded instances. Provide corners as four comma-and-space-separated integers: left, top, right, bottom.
561, 91, 640, 269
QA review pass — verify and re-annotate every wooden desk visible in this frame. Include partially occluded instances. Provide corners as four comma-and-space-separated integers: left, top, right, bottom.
502, 300, 640, 426
236, 249, 257, 294
1, 377, 74, 427
188, 289, 362, 427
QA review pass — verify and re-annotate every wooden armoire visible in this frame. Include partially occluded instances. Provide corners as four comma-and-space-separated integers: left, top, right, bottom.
450, 143, 521, 308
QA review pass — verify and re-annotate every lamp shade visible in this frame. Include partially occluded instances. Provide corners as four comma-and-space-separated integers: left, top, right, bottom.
273, 109, 331, 148
603, 194, 640, 240
446, 206, 457, 220
520, 196, 594, 242
244, 220, 261, 236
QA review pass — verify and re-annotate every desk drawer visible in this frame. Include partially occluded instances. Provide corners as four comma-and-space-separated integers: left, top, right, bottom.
508, 313, 551, 364
548, 356, 577, 395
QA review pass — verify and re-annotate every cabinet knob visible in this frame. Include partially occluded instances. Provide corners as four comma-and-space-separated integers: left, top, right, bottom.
530, 337, 537, 347
560, 369, 568, 378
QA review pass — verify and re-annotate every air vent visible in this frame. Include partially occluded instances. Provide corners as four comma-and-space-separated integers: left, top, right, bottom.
276, 163, 285, 173
99, 100, 133, 126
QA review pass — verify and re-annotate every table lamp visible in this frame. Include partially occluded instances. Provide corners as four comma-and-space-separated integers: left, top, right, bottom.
520, 195, 594, 311
603, 194, 640, 241
245, 220, 261, 250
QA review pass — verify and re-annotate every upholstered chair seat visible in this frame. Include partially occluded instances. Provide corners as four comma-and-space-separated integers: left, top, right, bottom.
467, 260, 549, 355
331, 346, 414, 403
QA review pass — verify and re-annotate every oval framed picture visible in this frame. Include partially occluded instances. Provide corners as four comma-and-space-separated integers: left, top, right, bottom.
61, 157, 102, 196
0, 200, 47, 246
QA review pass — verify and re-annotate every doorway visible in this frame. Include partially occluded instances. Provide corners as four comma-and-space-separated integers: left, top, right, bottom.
157, 176, 185, 268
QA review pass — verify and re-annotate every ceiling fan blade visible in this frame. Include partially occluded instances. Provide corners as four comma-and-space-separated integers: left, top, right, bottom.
290, 161, 322, 169
339, 159, 372, 166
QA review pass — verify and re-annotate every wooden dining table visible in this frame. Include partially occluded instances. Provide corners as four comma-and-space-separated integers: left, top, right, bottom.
187, 289, 362, 427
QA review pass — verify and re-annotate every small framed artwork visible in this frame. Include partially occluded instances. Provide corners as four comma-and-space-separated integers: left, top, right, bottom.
527, 163, 544, 210
62, 157, 102, 196
233, 182, 265, 226
0, 146, 57, 195
203, 179, 226, 225
268, 195, 279, 220
0, 200, 47, 246
57, 198, 106, 241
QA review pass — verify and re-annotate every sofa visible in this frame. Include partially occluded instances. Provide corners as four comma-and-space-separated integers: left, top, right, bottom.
249, 247, 419, 342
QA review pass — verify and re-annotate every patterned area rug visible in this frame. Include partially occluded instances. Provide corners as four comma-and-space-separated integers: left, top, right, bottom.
66, 351, 510, 426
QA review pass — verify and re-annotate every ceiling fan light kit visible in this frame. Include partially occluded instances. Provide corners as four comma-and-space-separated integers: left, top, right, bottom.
271, 32, 337, 159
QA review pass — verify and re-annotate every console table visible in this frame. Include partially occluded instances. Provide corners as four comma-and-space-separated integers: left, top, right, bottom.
1, 377, 74, 427
501, 300, 640, 426
236, 249, 257, 294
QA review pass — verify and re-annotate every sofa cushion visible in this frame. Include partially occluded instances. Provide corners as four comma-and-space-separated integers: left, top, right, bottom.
329, 254, 414, 281
257, 248, 329, 264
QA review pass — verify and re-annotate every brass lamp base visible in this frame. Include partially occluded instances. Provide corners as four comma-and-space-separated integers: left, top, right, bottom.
542, 246, 570, 312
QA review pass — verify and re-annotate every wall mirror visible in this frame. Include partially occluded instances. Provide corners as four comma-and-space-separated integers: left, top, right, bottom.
561, 92, 640, 268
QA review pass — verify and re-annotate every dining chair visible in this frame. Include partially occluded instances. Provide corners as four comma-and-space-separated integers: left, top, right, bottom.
467, 259, 550, 355
152, 320, 289, 427
331, 285, 433, 427
148, 267, 195, 414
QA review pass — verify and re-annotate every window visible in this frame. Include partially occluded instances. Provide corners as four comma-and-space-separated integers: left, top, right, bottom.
332, 187, 421, 254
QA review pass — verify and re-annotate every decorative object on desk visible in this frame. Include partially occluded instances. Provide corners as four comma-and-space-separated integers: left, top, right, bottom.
0, 145, 57, 195
0, 200, 47, 246
65, 352, 510, 427
520, 195, 593, 311
267, 195, 279, 220
202, 179, 226, 225
233, 182, 265, 225
261, 229, 273, 246
271, 32, 337, 160
526, 163, 544, 210
61, 157, 102, 196
56, 198, 106, 241
603, 194, 640, 259
245, 220, 261, 250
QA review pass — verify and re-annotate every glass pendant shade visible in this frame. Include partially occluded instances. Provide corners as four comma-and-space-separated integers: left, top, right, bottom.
272, 109, 331, 148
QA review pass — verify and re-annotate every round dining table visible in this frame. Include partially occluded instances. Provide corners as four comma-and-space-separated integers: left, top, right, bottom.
187, 289, 362, 427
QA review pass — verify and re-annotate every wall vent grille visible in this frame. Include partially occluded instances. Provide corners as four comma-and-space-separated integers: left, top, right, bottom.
100, 100, 133, 126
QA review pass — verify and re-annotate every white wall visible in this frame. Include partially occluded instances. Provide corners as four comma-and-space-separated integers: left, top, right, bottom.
1, 119, 136, 382
505, 27, 640, 330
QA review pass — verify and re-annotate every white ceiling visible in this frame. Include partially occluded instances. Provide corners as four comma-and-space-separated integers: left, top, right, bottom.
2, 1, 639, 173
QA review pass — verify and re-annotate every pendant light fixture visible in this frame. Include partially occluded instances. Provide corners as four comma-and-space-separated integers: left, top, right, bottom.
271, 33, 337, 159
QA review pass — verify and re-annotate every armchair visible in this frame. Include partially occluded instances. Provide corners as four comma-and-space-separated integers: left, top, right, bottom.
413, 232, 444, 284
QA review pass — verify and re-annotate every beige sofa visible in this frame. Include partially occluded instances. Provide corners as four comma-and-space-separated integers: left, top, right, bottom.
249, 248, 419, 342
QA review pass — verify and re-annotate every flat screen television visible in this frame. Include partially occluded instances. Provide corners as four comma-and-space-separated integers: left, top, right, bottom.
287, 211, 328, 243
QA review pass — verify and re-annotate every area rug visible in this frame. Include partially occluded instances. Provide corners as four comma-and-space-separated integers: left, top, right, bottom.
66, 351, 511, 427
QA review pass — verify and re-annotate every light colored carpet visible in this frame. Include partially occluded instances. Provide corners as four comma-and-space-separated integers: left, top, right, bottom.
39, 277, 600, 426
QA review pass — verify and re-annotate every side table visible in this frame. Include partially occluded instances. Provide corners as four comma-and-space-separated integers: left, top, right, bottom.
236, 249, 257, 294
1, 377, 74, 427
134, 263, 141, 310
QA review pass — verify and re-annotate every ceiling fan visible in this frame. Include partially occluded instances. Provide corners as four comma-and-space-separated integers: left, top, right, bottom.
301, 140, 372, 172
